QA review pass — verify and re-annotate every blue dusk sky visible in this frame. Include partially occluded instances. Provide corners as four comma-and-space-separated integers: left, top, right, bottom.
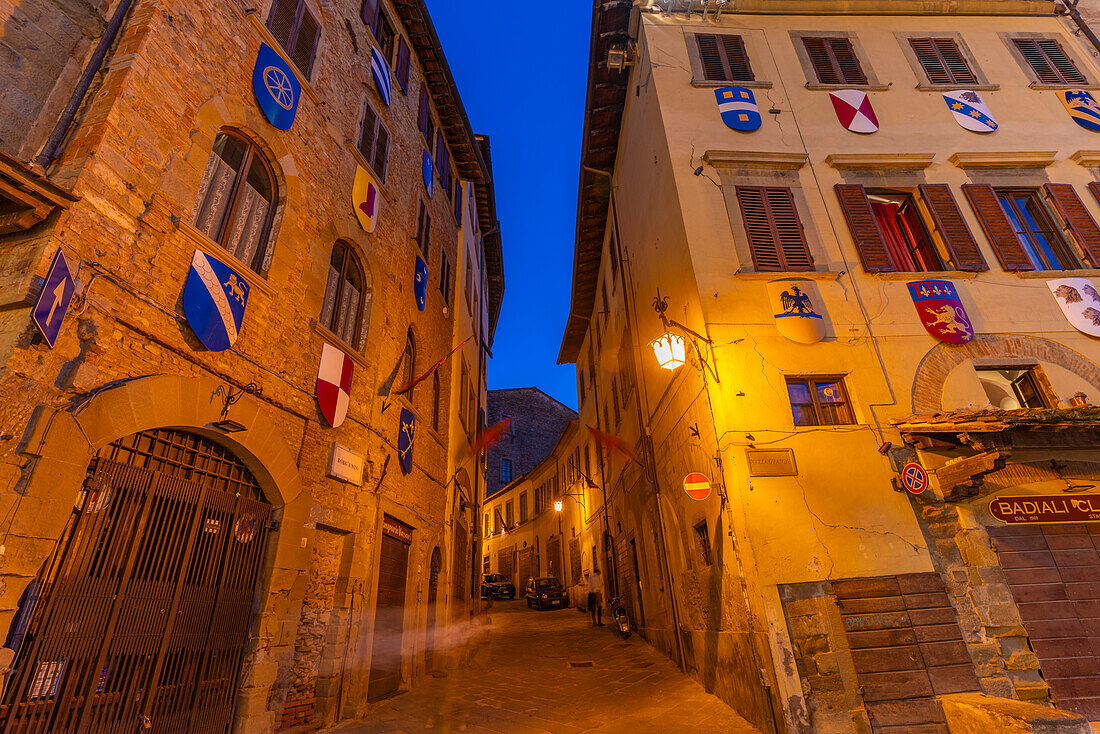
425, 1, 589, 410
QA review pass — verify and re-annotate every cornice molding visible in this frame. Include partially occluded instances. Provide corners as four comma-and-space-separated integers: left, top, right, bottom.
703, 150, 809, 169
949, 151, 1057, 168
824, 153, 936, 169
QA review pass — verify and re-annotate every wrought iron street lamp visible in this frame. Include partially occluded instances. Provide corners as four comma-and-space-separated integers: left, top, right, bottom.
554, 500, 563, 512
649, 291, 720, 382
650, 332, 686, 371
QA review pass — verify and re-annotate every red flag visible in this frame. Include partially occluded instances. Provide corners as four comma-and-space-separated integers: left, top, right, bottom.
393, 335, 472, 395
471, 418, 511, 455
587, 425, 638, 464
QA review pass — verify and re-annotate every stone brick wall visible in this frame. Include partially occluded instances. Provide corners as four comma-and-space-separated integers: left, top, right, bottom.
486, 388, 576, 498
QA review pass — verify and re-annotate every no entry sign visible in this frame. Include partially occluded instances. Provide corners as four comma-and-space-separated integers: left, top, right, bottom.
901, 462, 928, 495
684, 473, 712, 501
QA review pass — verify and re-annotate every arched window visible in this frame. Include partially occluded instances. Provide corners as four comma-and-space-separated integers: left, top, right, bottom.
402, 328, 416, 392
320, 241, 368, 347
193, 131, 278, 274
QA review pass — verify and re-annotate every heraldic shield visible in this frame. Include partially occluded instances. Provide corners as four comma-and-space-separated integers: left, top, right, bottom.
943, 90, 997, 133
353, 166, 381, 233
414, 255, 428, 311
715, 86, 761, 132
398, 408, 415, 475
766, 279, 826, 344
252, 43, 300, 131
1047, 277, 1100, 337
183, 250, 249, 352
907, 280, 974, 344
1060, 90, 1100, 132
316, 342, 354, 428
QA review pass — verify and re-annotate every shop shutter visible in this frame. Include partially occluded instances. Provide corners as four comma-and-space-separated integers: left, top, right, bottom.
737, 187, 814, 272
290, 7, 320, 77
1012, 38, 1087, 84
835, 184, 893, 272
918, 184, 988, 271
695, 33, 754, 82
803, 37, 867, 85
1045, 183, 1100, 267
395, 36, 410, 92
909, 38, 976, 85
962, 184, 1035, 271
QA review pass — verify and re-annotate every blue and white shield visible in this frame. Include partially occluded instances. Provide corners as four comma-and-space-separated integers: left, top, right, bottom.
252, 43, 300, 131
183, 250, 250, 351
943, 90, 997, 133
422, 150, 433, 197
398, 408, 415, 475
715, 86, 761, 132
371, 47, 392, 105
1060, 90, 1100, 131
414, 255, 428, 311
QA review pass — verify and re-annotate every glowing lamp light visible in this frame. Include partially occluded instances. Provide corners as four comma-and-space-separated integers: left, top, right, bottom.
650, 333, 686, 370
554, 500, 563, 512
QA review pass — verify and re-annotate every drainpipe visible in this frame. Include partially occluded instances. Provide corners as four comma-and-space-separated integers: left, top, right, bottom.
1059, 0, 1100, 56
34, 0, 136, 171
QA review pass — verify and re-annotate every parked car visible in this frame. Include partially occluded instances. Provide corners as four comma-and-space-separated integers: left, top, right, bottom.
481, 573, 516, 599
525, 577, 569, 610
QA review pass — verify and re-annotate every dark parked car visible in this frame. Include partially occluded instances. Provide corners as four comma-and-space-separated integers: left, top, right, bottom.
525, 577, 569, 610
481, 573, 515, 599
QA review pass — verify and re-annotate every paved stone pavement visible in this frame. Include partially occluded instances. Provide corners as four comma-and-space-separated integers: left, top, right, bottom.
331, 599, 761, 734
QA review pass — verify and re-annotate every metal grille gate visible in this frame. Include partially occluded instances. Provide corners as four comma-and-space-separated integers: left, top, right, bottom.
0, 429, 271, 734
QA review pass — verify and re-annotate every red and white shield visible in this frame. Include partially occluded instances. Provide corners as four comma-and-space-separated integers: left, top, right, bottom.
829, 89, 879, 134
316, 343, 353, 428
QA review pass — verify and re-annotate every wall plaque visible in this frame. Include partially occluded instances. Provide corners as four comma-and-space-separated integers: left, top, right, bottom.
747, 449, 797, 477
990, 494, 1100, 525
327, 443, 364, 486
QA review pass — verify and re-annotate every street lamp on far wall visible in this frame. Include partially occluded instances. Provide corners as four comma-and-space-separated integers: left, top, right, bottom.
554, 500, 563, 512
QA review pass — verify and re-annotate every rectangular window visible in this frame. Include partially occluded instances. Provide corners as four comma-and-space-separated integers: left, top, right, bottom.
578, 370, 586, 404
802, 37, 867, 85
534, 485, 543, 514
592, 545, 599, 573
415, 200, 431, 259
484, 513, 489, 537
374, 11, 395, 60
995, 190, 1080, 271
501, 458, 512, 484
438, 251, 452, 305
1012, 37, 1087, 85
465, 251, 474, 309
519, 493, 528, 523
436, 133, 451, 195
736, 187, 814, 272
268, 0, 320, 77
867, 191, 945, 272
454, 180, 464, 224
418, 86, 435, 147
694, 33, 754, 82
358, 101, 389, 181
976, 367, 1050, 410
395, 36, 410, 92
694, 521, 713, 567
908, 38, 977, 85
786, 377, 855, 426
505, 501, 514, 528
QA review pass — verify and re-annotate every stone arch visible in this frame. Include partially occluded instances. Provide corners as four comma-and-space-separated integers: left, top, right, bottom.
910, 334, 1100, 415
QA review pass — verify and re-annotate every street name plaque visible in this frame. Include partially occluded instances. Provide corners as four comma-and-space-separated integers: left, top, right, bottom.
989, 494, 1100, 525
747, 448, 797, 477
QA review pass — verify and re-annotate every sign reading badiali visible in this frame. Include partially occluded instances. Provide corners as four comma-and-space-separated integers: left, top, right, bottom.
990, 494, 1100, 525
252, 43, 300, 131
1059, 90, 1100, 132
398, 408, 415, 475
828, 89, 878, 134
907, 280, 973, 344
183, 250, 249, 352
715, 86, 760, 132
316, 342, 353, 428
1047, 277, 1100, 337
766, 279, 826, 344
353, 166, 381, 233
942, 90, 997, 133
683, 473, 712, 501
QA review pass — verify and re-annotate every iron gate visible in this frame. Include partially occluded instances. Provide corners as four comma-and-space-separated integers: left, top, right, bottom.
0, 429, 272, 734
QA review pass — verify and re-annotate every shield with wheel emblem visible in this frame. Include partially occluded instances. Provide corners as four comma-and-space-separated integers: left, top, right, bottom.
252, 43, 300, 131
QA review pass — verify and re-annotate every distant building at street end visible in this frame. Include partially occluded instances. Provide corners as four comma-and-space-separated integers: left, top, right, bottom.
486, 387, 577, 499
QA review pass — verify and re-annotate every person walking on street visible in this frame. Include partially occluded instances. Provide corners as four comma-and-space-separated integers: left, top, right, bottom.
587, 569, 603, 626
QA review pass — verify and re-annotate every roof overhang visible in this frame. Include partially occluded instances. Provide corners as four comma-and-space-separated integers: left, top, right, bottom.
557, 0, 634, 364
897, 407, 1100, 450
0, 150, 77, 233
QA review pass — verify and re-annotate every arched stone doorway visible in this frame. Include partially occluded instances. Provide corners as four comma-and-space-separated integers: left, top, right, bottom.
0, 428, 272, 733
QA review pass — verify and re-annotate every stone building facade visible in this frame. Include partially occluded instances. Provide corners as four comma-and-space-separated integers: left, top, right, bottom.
559, 1, 1100, 733
484, 387, 576, 499
0, 0, 502, 732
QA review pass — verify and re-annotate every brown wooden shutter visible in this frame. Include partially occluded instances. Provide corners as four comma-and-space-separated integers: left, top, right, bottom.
418, 86, 431, 141
373, 124, 388, 180
395, 36, 410, 92
267, 0, 297, 49
909, 38, 976, 85
359, 103, 377, 162
802, 37, 840, 84
736, 187, 813, 272
962, 184, 1034, 271
803, 37, 866, 85
1044, 183, 1100, 267
291, 7, 320, 77
834, 184, 894, 273
361, 0, 380, 31
721, 35, 754, 82
830, 39, 867, 85
694, 34, 754, 82
918, 184, 987, 272
1013, 38, 1086, 84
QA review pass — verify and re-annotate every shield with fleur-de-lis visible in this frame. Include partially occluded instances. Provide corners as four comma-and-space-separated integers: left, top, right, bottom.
398, 408, 415, 475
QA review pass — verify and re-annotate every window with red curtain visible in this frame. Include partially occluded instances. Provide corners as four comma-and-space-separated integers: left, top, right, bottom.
867, 191, 946, 272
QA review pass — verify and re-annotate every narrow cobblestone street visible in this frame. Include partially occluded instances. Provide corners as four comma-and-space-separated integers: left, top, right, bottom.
332, 600, 762, 734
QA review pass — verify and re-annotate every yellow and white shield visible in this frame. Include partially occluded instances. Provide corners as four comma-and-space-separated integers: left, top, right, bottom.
766, 279, 827, 344
352, 166, 381, 233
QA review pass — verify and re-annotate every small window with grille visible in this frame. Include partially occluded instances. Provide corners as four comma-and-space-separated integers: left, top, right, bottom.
801, 36, 867, 85
1011, 36, 1088, 85
908, 38, 978, 85
694, 521, 713, 567
691, 33, 754, 83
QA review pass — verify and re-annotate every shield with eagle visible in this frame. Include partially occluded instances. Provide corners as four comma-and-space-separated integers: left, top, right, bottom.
907, 280, 974, 344
766, 279, 827, 344
1048, 277, 1100, 337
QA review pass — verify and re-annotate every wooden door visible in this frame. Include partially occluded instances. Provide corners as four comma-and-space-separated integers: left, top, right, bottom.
546, 535, 562, 583
990, 523, 1100, 720
368, 519, 411, 700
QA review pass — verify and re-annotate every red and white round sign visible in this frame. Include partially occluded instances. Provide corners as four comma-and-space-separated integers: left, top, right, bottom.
684, 472, 712, 501
901, 462, 928, 495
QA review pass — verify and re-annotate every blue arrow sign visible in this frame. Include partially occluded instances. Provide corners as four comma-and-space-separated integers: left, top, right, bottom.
32, 248, 76, 348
